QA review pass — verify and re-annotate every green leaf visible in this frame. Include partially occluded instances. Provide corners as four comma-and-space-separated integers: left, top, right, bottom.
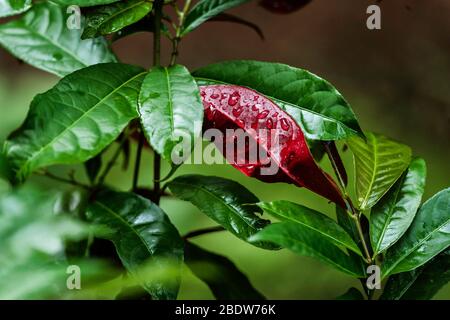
5, 63, 145, 181
381, 188, 450, 277
370, 158, 427, 255
84, 153, 102, 184
181, 0, 251, 36
0, 2, 117, 77
249, 222, 365, 277
138, 65, 204, 162
185, 242, 265, 300
87, 189, 184, 300
82, 0, 153, 39
54, 0, 120, 7
381, 249, 450, 300
258, 200, 362, 257
193, 60, 363, 140
168, 175, 273, 249
348, 132, 412, 210
336, 287, 365, 300
0, 0, 31, 17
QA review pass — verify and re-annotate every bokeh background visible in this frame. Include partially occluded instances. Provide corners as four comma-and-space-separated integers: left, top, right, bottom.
1, 0, 449, 299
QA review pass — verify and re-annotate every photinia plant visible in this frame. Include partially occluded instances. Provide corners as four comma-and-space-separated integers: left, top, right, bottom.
0, 0, 448, 300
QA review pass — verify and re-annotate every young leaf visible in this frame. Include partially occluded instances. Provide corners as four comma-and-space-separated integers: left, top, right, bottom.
381, 249, 450, 300
381, 188, 450, 277
54, 0, 120, 7
0, 0, 31, 18
0, 2, 117, 77
185, 242, 265, 300
5, 63, 146, 181
348, 132, 412, 210
370, 158, 427, 255
138, 65, 204, 162
258, 201, 362, 257
200, 85, 346, 208
336, 287, 365, 300
249, 222, 366, 277
194, 60, 363, 140
167, 175, 273, 249
82, 0, 153, 39
87, 189, 184, 300
181, 0, 251, 36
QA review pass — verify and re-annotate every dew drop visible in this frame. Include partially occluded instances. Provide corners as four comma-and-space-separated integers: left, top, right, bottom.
232, 105, 244, 117
266, 118, 274, 129
280, 118, 290, 131
236, 119, 245, 128
210, 93, 219, 99
228, 91, 240, 106
257, 110, 270, 119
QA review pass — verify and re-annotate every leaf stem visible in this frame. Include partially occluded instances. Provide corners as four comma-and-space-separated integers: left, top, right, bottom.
38, 170, 90, 189
183, 226, 225, 240
170, 0, 192, 66
132, 132, 145, 191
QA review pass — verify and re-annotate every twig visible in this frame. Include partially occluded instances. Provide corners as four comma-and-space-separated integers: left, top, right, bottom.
183, 226, 225, 240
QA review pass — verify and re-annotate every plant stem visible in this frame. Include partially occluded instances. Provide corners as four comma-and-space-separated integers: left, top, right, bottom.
170, 0, 192, 66
132, 132, 144, 191
152, 0, 164, 204
38, 170, 90, 189
183, 226, 225, 240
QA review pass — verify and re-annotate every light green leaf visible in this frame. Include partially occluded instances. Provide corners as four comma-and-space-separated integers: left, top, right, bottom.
193, 60, 363, 140
181, 0, 251, 36
370, 158, 426, 255
82, 0, 153, 39
138, 65, 203, 161
0, 2, 117, 77
382, 188, 450, 277
381, 249, 450, 300
5, 63, 145, 181
249, 222, 366, 277
258, 201, 362, 257
185, 242, 265, 300
54, 0, 120, 7
168, 175, 274, 249
0, 0, 31, 18
87, 189, 184, 300
348, 132, 412, 210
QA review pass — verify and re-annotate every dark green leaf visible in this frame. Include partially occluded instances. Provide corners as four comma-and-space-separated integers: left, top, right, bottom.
5, 63, 145, 181
84, 153, 102, 184
168, 175, 273, 248
381, 249, 450, 300
138, 65, 204, 162
182, 0, 251, 36
370, 158, 427, 255
382, 188, 450, 277
336, 287, 365, 300
193, 60, 363, 140
348, 132, 412, 210
185, 242, 265, 300
208, 13, 264, 40
0, 2, 117, 77
54, 0, 120, 7
258, 200, 362, 257
0, 0, 31, 17
82, 0, 153, 39
249, 222, 365, 277
87, 189, 184, 300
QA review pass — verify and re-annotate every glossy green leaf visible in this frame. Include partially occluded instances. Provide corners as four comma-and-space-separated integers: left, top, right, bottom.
138, 65, 204, 162
0, 0, 31, 17
185, 242, 265, 300
370, 158, 427, 255
54, 0, 120, 7
5, 63, 146, 181
258, 201, 362, 257
381, 249, 450, 300
336, 287, 365, 300
87, 190, 184, 300
193, 60, 363, 140
249, 222, 365, 277
382, 188, 450, 277
168, 175, 273, 248
0, 2, 117, 77
181, 0, 251, 36
82, 0, 153, 39
348, 132, 412, 210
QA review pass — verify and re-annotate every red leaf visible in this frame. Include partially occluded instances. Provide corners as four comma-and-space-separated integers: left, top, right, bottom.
200, 85, 346, 208
259, 0, 312, 14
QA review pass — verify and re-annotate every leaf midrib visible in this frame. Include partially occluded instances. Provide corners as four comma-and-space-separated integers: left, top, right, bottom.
94, 0, 149, 32
17, 71, 146, 177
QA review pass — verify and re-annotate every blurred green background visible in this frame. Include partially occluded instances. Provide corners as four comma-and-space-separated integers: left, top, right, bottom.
0, 0, 449, 299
